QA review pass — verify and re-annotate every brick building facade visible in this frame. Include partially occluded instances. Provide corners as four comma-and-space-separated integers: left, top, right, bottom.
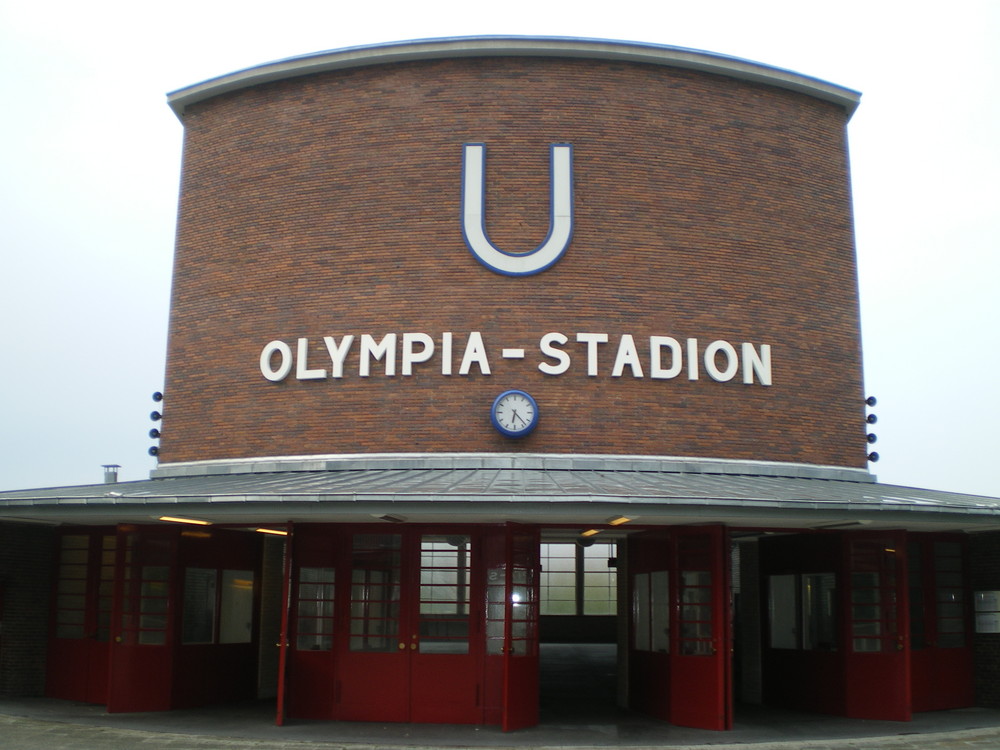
1, 37, 998, 732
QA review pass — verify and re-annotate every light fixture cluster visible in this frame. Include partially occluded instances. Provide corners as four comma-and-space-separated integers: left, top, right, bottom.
149, 391, 164, 457
864, 396, 879, 462
157, 515, 289, 537
158, 515, 210, 526
577, 516, 634, 544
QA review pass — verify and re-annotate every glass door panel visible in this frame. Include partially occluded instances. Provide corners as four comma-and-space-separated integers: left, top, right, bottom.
349, 534, 401, 652
418, 535, 471, 654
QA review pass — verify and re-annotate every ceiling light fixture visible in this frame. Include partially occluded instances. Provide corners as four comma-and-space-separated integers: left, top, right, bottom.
606, 516, 633, 526
812, 520, 871, 530
158, 515, 211, 526
255, 528, 289, 536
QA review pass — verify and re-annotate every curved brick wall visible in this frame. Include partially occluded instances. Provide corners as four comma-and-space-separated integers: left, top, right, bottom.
160, 48, 866, 467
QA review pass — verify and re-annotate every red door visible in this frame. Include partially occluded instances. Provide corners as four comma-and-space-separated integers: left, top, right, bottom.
335, 532, 407, 721
843, 531, 910, 721
499, 525, 540, 731
333, 529, 483, 723
908, 535, 973, 711
107, 528, 177, 713
286, 526, 341, 720
410, 531, 482, 724
669, 525, 732, 730
627, 531, 671, 721
46, 530, 116, 704
482, 524, 539, 731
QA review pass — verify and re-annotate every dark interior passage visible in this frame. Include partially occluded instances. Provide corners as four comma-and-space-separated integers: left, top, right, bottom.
539, 643, 623, 723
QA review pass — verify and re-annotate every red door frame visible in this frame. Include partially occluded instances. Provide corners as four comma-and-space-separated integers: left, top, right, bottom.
107, 526, 178, 713
908, 533, 974, 712
334, 529, 409, 722
45, 528, 117, 705
275, 522, 294, 726
626, 526, 732, 730
669, 525, 732, 731
500, 523, 540, 731
842, 530, 910, 721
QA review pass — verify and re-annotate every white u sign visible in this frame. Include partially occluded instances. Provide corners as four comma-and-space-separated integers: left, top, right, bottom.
461, 143, 573, 276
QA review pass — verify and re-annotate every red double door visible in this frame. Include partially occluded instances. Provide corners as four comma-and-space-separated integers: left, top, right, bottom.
844, 531, 973, 720
48, 526, 262, 713
628, 525, 732, 731
48, 527, 176, 710
47, 530, 117, 704
284, 524, 538, 728
761, 530, 973, 721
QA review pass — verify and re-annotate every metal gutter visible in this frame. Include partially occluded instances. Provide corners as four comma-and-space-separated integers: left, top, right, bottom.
167, 36, 861, 120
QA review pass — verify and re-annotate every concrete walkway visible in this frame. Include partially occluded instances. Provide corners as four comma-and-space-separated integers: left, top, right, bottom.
3, 699, 1000, 750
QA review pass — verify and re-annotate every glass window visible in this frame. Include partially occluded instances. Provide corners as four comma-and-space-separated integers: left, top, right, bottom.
768, 574, 798, 649
934, 541, 965, 648
632, 572, 650, 651
136, 564, 170, 645
297, 567, 334, 651
650, 570, 670, 653
54, 535, 90, 639
349, 534, 401, 652
802, 573, 837, 650
632, 570, 669, 653
219, 570, 254, 644
540, 542, 616, 616
419, 535, 471, 654
183, 567, 217, 644
540, 544, 576, 615
583, 545, 617, 615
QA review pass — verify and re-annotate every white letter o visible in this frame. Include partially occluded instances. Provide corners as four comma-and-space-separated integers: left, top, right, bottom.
704, 340, 739, 382
260, 340, 293, 382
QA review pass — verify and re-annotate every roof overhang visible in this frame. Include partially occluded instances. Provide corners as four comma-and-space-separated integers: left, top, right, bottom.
2, 454, 997, 534
167, 36, 861, 120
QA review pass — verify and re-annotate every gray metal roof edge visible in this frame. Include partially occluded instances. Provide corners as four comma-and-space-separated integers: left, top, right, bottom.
3, 493, 1000, 529
149, 452, 874, 483
166, 36, 860, 120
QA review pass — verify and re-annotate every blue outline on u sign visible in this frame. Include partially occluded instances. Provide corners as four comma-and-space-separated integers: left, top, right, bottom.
461, 143, 573, 276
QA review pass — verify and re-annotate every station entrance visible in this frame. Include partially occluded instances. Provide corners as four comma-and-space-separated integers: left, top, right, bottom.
43, 522, 975, 732
284, 523, 539, 729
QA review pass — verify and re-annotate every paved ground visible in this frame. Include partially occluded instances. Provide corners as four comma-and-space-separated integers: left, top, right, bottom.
4, 699, 1000, 750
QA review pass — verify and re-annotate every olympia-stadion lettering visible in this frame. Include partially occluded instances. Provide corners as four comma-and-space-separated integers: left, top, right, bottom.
259, 143, 772, 387
259, 333, 773, 385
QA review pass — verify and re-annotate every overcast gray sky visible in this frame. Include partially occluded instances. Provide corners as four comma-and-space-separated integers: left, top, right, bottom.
1, 0, 997, 496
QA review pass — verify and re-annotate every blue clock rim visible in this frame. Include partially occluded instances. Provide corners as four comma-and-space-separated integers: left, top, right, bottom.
490, 389, 539, 438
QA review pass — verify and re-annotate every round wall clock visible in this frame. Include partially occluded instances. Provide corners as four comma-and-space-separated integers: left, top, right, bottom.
490, 390, 539, 438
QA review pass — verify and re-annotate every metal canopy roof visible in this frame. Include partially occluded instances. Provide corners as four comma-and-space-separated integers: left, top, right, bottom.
1, 455, 997, 533
167, 36, 861, 120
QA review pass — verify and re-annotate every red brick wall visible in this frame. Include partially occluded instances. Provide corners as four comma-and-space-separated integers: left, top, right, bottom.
161, 56, 866, 467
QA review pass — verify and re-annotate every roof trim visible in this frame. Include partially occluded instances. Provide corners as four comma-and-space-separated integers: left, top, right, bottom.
2, 455, 998, 532
150, 452, 875, 483
166, 36, 861, 119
